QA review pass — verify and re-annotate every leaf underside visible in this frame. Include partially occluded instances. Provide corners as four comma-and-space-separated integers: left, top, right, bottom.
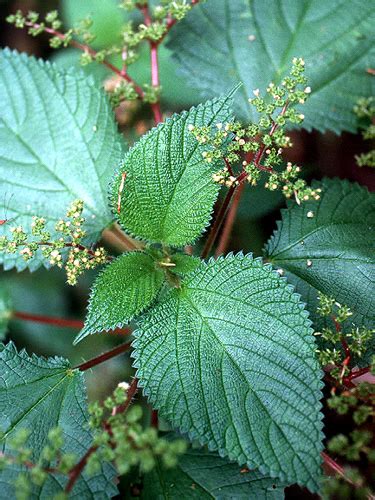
111, 95, 234, 246
133, 253, 323, 491
0, 48, 125, 271
0, 342, 117, 499
265, 178, 375, 332
168, 0, 375, 133
143, 444, 285, 499
75, 251, 164, 344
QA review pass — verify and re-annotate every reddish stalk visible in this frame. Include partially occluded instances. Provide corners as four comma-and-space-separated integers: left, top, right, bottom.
65, 445, 98, 493
322, 451, 354, 484
24, 22, 144, 98
215, 183, 244, 256
112, 377, 138, 416
346, 366, 371, 381
201, 184, 236, 259
13, 311, 84, 329
75, 342, 132, 372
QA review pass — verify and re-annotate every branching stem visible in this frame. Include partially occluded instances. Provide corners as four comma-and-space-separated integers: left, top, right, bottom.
75, 342, 132, 372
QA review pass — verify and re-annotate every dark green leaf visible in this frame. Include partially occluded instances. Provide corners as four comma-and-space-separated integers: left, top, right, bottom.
111, 95, 235, 246
265, 178, 375, 329
143, 446, 285, 499
75, 251, 164, 344
0, 49, 125, 271
0, 342, 118, 498
170, 253, 201, 275
133, 253, 323, 491
168, 0, 375, 133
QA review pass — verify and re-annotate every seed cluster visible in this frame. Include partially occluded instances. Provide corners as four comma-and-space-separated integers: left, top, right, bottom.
0, 200, 107, 286
190, 58, 322, 202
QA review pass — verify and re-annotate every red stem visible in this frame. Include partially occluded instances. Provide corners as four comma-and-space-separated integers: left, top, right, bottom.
112, 377, 138, 415
75, 342, 132, 371
65, 446, 98, 493
201, 184, 237, 259
322, 451, 354, 484
215, 183, 244, 257
13, 311, 84, 329
346, 366, 371, 381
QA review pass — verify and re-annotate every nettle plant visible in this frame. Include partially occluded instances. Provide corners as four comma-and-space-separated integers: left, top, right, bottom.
1, 1, 375, 498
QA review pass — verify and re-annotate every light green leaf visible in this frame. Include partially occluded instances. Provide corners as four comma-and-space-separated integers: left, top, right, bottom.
143, 446, 285, 499
0, 287, 12, 340
0, 342, 118, 498
265, 178, 375, 330
133, 253, 323, 491
111, 95, 235, 246
0, 49, 125, 271
168, 0, 375, 133
75, 251, 164, 344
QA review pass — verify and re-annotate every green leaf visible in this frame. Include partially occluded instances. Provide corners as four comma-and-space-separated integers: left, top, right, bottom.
0, 287, 12, 340
75, 251, 164, 344
143, 446, 285, 499
168, 0, 375, 133
0, 342, 118, 498
170, 253, 201, 275
265, 178, 375, 330
0, 49, 125, 271
132, 253, 323, 491
111, 95, 235, 246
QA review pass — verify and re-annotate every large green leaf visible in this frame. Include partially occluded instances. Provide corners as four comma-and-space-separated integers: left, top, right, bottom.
0, 342, 118, 498
111, 96, 235, 246
133, 254, 323, 491
0, 287, 11, 340
265, 178, 375, 330
143, 446, 285, 499
168, 0, 375, 133
0, 49, 125, 271
75, 251, 164, 344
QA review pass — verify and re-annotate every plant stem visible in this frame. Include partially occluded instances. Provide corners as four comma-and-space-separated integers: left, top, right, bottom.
112, 377, 138, 416
215, 183, 244, 257
346, 366, 371, 381
75, 342, 132, 372
12, 311, 84, 329
65, 445, 98, 493
201, 184, 236, 259
102, 224, 142, 252
322, 451, 354, 484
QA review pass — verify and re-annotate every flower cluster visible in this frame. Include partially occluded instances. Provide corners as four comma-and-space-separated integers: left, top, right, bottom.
0, 426, 76, 499
0, 200, 108, 286
315, 293, 374, 379
354, 97, 375, 168
190, 58, 322, 202
7, 2, 198, 107
87, 381, 187, 475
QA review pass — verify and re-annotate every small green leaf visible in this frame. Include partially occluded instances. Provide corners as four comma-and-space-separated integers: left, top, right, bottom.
169, 0, 375, 133
75, 252, 164, 344
265, 178, 375, 330
111, 95, 235, 246
0, 49, 126, 272
143, 445, 285, 499
133, 253, 323, 491
170, 254, 201, 275
0, 342, 118, 498
0, 287, 12, 340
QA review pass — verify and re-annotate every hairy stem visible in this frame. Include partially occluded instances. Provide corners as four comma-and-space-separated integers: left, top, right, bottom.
65, 445, 98, 493
75, 342, 132, 372
13, 311, 84, 329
